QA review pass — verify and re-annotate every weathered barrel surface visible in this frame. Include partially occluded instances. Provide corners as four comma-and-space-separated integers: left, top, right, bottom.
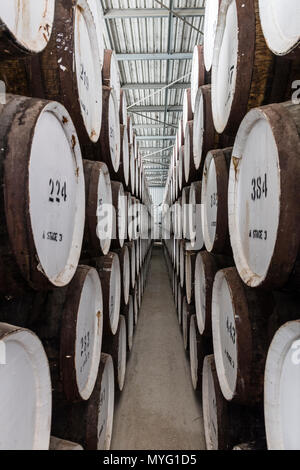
0, 95, 85, 294
0, 323, 52, 450
36, 0, 102, 145
126, 241, 136, 289
129, 144, 136, 196
264, 320, 300, 450
189, 315, 211, 390
95, 253, 121, 335
184, 121, 198, 184
181, 187, 191, 241
111, 182, 127, 249
49, 437, 83, 451
115, 124, 130, 187
212, 0, 297, 135
87, 0, 105, 66
258, 0, 300, 57
203, 0, 220, 72
212, 267, 273, 405
123, 295, 134, 352
83, 160, 112, 256
193, 85, 219, 172
179, 240, 186, 289
103, 315, 127, 391
191, 45, 211, 113
119, 90, 127, 126
114, 245, 130, 306
0, 265, 103, 402
182, 297, 194, 351
102, 49, 121, 111
202, 355, 264, 450
0, 0, 55, 58
177, 282, 183, 325
97, 86, 120, 174
194, 251, 233, 337
201, 147, 232, 254
185, 250, 197, 305
183, 88, 193, 137
189, 181, 204, 250
52, 353, 115, 450
228, 102, 300, 289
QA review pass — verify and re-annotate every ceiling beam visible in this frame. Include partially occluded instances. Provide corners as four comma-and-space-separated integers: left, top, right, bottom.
136, 136, 176, 141
116, 53, 192, 61
104, 8, 204, 19
128, 105, 182, 113
122, 83, 189, 90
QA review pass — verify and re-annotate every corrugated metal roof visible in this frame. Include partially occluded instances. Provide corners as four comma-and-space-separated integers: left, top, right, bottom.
100, 0, 206, 185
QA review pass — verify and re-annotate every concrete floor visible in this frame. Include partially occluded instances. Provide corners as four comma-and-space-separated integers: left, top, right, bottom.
111, 245, 206, 450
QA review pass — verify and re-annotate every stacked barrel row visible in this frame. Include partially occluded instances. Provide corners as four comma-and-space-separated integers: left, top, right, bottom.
0, 0, 153, 450
162, 0, 300, 450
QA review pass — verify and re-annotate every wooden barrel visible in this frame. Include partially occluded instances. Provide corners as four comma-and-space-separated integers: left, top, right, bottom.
177, 119, 185, 150
185, 250, 197, 304
123, 295, 134, 352
49, 437, 83, 450
193, 85, 219, 172
102, 49, 121, 111
177, 281, 183, 325
194, 251, 233, 337
191, 45, 211, 113
87, 0, 105, 67
135, 239, 141, 277
126, 242, 136, 289
114, 245, 130, 307
202, 355, 265, 450
0, 95, 85, 294
182, 186, 191, 241
32, 0, 102, 146
183, 89, 193, 137
258, 0, 300, 57
0, 265, 103, 402
95, 253, 121, 335
127, 116, 134, 145
111, 182, 127, 249
184, 121, 198, 184
201, 147, 232, 254
228, 102, 300, 289
97, 86, 120, 174
175, 200, 183, 241
83, 160, 112, 256
132, 283, 139, 325
211, 0, 298, 135
203, 0, 221, 72
52, 353, 115, 450
174, 273, 179, 307
103, 315, 127, 391
129, 145, 136, 195
189, 315, 212, 390
0, 0, 55, 58
188, 181, 204, 250
126, 193, 133, 241
212, 267, 273, 405
0, 323, 51, 449
177, 146, 184, 191
264, 320, 300, 450
179, 240, 186, 289
119, 90, 128, 126
115, 124, 130, 187
182, 297, 195, 351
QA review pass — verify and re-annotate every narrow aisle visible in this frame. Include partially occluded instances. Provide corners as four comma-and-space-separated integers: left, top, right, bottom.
111, 246, 206, 450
